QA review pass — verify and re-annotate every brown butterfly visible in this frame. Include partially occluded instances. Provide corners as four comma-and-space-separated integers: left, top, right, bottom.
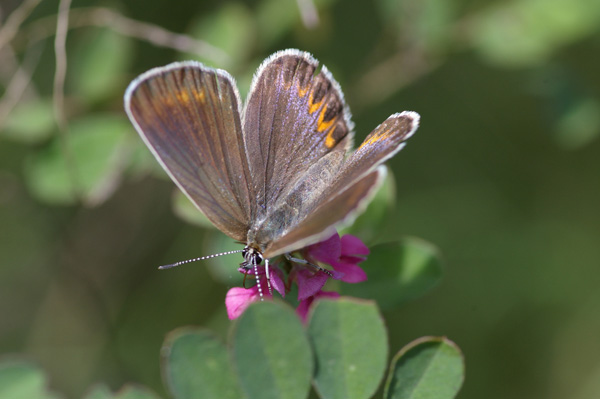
125, 49, 419, 292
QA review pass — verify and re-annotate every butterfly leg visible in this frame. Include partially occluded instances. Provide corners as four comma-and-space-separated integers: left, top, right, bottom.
265, 258, 273, 296
242, 270, 249, 288
284, 253, 333, 277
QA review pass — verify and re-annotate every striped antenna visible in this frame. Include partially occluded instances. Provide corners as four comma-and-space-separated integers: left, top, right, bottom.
158, 249, 244, 270
253, 260, 264, 301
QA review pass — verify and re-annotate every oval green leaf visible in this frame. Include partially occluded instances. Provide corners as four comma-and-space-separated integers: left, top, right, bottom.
231, 301, 312, 399
342, 237, 443, 309
24, 114, 131, 206
162, 328, 243, 399
0, 360, 60, 399
202, 232, 246, 285
384, 336, 464, 399
185, 3, 254, 67
2, 98, 55, 144
84, 383, 161, 399
172, 189, 216, 229
83, 384, 113, 399
307, 298, 388, 399
70, 27, 132, 103
114, 385, 161, 399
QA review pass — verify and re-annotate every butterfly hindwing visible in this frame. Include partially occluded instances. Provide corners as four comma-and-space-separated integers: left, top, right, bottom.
329, 111, 419, 195
262, 112, 419, 256
125, 62, 254, 241
264, 167, 386, 257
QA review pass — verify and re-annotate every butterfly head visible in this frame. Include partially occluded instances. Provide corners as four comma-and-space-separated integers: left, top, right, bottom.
240, 246, 263, 271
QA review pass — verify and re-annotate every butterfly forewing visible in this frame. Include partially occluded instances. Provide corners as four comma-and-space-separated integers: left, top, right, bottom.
243, 50, 354, 219
125, 62, 254, 241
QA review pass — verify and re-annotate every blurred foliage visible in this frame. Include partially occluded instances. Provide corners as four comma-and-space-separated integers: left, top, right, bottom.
384, 336, 464, 399
0, 361, 60, 399
1, 300, 465, 399
342, 237, 443, 309
1, 0, 600, 398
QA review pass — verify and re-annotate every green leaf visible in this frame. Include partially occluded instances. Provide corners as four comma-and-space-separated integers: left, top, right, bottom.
0, 360, 60, 399
83, 384, 161, 399
162, 328, 243, 399
70, 27, 132, 103
469, 0, 600, 67
113, 385, 162, 399
256, 0, 300, 46
307, 298, 388, 399
340, 168, 396, 243
83, 385, 113, 399
1, 98, 55, 144
24, 114, 132, 206
231, 301, 312, 399
384, 337, 464, 399
186, 3, 254, 67
342, 237, 443, 309
172, 189, 216, 229
202, 232, 246, 285
377, 0, 456, 53
554, 97, 600, 150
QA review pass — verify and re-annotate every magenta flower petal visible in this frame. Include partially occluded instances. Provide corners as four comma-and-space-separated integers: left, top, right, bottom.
331, 262, 367, 283
329, 270, 346, 280
296, 290, 340, 322
305, 232, 341, 264
270, 267, 286, 297
339, 255, 366, 265
295, 297, 312, 323
225, 286, 260, 320
296, 268, 329, 301
340, 234, 370, 257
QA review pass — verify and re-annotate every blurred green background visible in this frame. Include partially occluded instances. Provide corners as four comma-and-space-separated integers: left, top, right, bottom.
1, 0, 600, 397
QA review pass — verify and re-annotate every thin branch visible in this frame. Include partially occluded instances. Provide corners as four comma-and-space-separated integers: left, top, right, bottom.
352, 50, 439, 110
53, 0, 71, 133
296, 0, 319, 29
0, 0, 42, 50
53, 0, 81, 200
93, 9, 230, 64
15, 7, 230, 65
0, 44, 42, 131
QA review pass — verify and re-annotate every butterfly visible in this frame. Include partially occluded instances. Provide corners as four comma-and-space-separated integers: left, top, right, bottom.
124, 49, 419, 294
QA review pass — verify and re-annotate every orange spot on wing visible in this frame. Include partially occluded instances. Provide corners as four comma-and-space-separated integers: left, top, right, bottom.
359, 129, 390, 149
325, 130, 337, 148
194, 89, 206, 104
176, 89, 190, 103
309, 92, 324, 114
298, 84, 310, 98
173, 88, 206, 105
317, 106, 336, 133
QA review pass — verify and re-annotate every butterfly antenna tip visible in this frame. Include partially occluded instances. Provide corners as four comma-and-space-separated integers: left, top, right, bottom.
158, 249, 244, 270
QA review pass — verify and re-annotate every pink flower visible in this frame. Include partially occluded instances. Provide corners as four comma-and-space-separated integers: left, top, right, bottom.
225, 232, 369, 320
296, 290, 340, 322
225, 285, 263, 320
225, 266, 285, 320
304, 232, 369, 284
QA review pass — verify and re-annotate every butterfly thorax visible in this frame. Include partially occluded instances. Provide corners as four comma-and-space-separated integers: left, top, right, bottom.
245, 150, 345, 255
